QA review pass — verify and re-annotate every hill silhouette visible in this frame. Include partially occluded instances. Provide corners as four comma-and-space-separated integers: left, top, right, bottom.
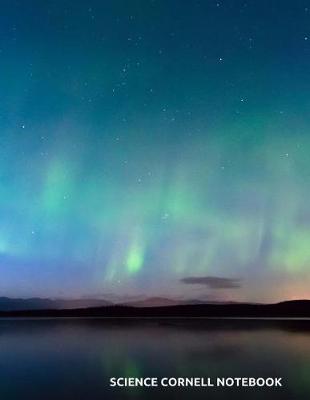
0, 297, 111, 311
0, 299, 309, 318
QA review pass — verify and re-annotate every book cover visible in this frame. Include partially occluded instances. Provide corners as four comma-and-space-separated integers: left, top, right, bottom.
0, 1, 309, 399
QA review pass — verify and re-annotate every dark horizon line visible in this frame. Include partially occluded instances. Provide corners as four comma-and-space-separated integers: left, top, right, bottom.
0, 295, 309, 304
0, 299, 310, 319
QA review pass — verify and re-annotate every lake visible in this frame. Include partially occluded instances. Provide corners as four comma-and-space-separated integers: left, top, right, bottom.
0, 318, 309, 399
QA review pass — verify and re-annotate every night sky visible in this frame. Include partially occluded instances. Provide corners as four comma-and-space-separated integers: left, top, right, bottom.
1, 0, 310, 302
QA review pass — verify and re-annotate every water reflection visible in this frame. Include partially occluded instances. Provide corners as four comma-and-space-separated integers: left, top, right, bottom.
0, 319, 309, 399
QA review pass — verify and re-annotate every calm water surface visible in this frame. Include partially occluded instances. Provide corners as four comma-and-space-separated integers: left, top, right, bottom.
0, 318, 309, 400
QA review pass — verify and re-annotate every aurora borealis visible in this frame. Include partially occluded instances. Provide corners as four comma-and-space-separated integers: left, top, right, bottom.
1, 0, 310, 302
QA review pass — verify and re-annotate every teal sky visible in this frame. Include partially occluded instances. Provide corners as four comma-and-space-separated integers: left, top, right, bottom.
1, 0, 310, 302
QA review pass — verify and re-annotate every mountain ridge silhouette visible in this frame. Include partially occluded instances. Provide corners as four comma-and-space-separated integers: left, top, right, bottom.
0, 299, 309, 318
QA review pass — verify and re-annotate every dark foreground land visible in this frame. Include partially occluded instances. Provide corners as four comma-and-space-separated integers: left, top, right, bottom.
0, 299, 309, 319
